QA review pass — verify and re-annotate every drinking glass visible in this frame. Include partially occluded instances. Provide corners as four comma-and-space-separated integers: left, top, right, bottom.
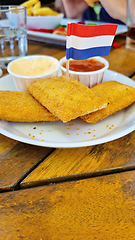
126, 0, 135, 51
0, 6, 27, 69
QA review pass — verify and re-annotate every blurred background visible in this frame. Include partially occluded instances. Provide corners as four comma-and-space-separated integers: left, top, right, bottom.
0, 0, 55, 7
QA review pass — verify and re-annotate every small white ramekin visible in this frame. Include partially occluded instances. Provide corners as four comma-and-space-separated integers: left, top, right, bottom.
59, 56, 109, 88
7, 55, 60, 92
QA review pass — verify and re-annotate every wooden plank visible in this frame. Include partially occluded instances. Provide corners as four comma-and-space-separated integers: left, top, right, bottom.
105, 43, 135, 77
113, 34, 127, 46
27, 42, 47, 55
21, 131, 135, 188
0, 134, 54, 191
1, 171, 135, 240
28, 40, 66, 58
132, 74, 135, 81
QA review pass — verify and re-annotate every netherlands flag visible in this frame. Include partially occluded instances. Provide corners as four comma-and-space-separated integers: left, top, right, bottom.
66, 23, 118, 60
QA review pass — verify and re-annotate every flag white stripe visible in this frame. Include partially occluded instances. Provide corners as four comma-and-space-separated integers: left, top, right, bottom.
66, 35, 114, 50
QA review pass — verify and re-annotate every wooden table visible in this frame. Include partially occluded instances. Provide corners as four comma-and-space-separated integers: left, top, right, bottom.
0, 33, 135, 240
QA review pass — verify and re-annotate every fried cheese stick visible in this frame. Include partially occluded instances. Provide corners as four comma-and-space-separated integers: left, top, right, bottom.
81, 81, 135, 123
27, 76, 107, 123
0, 91, 59, 122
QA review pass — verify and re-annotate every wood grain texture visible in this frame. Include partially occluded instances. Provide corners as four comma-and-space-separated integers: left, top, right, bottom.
105, 44, 135, 77
21, 131, 135, 187
28, 40, 66, 59
0, 134, 54, 191
1, 171, 135, 240
132, 74, 135, 81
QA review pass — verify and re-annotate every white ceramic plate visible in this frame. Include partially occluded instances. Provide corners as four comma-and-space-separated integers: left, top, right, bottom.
27, 18, 127, 46
0, 68, 3, 77
0, 70, 134, 148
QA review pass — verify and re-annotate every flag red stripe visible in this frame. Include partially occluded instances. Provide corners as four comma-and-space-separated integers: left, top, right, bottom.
67, 23, 118, 37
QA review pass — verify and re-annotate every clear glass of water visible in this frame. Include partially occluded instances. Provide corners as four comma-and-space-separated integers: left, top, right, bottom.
126, 0, 135, 51
0, 6, 27, 69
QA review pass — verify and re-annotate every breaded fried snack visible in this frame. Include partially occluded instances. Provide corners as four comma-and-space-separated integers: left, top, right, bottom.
0, 91, 59, 122
81, 81, 135, 123
27, 76, 107, 122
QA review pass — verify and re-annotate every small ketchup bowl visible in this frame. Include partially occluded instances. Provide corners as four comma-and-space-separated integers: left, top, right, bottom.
60, 56, 109, 88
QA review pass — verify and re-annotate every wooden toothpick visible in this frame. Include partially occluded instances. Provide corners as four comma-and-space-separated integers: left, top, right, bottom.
66, 59, 69, 81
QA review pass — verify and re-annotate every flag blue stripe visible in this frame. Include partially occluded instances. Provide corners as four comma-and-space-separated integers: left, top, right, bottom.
66, 46, 111, 60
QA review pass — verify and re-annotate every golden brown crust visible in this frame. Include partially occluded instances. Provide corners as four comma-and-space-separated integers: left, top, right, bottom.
27, 75, 107, 122
0, 91, 59, 122
81, 81, 135, 123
